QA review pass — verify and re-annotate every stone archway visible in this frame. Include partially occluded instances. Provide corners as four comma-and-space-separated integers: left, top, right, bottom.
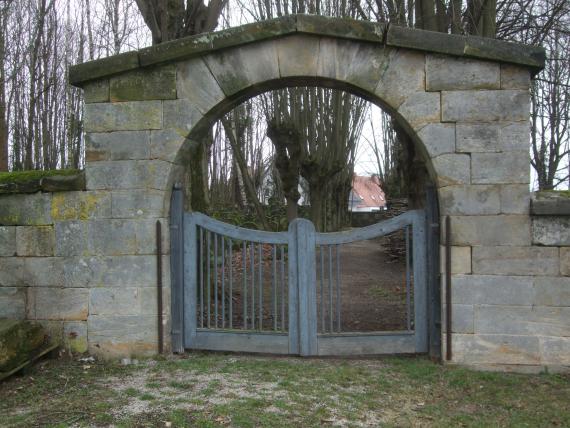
69, 15, 548, 367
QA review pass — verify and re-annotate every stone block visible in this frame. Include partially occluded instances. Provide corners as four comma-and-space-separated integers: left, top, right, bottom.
540, 337, 570, 366
0, 288, 26, 319
88, 315, 158, 355
162, 99, 204, 135
531, 193, 570, 216
439, 185, 500, 215
440, 246, 472, 274
474, 305, 570, 337
432, 154, 471, 187
501, 64, 530, 90
110, 65, 176, 102
88, 220, 138, 256
16, 225, 55, 256
83, 80, 109, 103
374, 49, 425, 109
317, 37, 389, 93
456, 122, 528, 153
29, 288, 88, 320
63, 321, 88, 353
276, 34, 319, 78
450, 215, 530, 246
111, 189, 165, 218
452, 274, 534, 305
177, 58, 226, 114
533, 277, 570, 306
205, 40, 280, 96
471, 152, 529, 184
442, 303, 474, 333
54, 221, 89, 257
0, 258, 25, 286
500, 185, 530, 215
90, 287, 157, 316
0, 193, 52, 225
442, 90, 530, 122
452, 333, 541, 365
397, 92, 441, 131
86, 160, 172, 191
532, 216, 570, 246
150, 129, 187, 163
50, 191, 112, 221
561, 248, 570, 276
417, 123, 455, 157
84, 101, 162, 133
426, 55, 500, 91
472, 246, 559, 276
0, 227, 16, 256
24, 257, 65, 286
86, 131, 151, 161
134, 218, 169, 255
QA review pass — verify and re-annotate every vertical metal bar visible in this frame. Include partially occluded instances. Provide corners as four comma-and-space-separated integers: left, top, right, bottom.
156, 221, 163, 354
446, 215, 452, 361
258, 242, 263, 331
272, 244, 277, 331
280, 245, 285, 331
328, 245, 333, 333
199, 228, 204, 329
251, 242, 255, 330
243, 241, 247, 330
336, 244, 341, 333
183, 214, 198, 347
229, 238, 233, 329
169, 186, 184, 352
207, 230, 211, 329
320, 245, 325, 333
406, 225, 411, 331
214, 233, 218, 328
222, 235, 225, 329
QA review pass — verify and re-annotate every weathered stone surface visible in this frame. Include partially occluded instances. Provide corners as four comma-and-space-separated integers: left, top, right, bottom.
397, 92, 440, 130
69, 51, 140, 85
317, 38, 388, 94
54, 221, 89, 257
84, 101, 162, 133
162, 99, 204, 135
471, 151, 529, 184
472, 246, 559, 276
51, 191, 112, 221
24, 257, 65, 287
88, 315, 158, 355
0, 320, 45, 372
29, 288, 88, 320
176, 58, 225, 114
464, 36, 545, 70
456, 122, 528, 153
86, 160, 172, 191
277, 34, 320, 78
0, 258, 24, 286
431, 154, 471, 187
561, 248, 570, 276
452, 333, 541, 365
63, 321, 87, 353
0, 288, 26, 319
531, 191, 570, 216
442, 90, 530, 122
500, 185, 530, 215
0, 193, 52, 225
475, 305, 570, 336
40, 172, 86, 192
442, 304, 474, 333
540, 337, 570, 365
110, 65, 176, 102
533, 277, 570, 306
297, 15, 385, 43
450, 215, 530, 246
90, 288, 157, 316
452, 274, 534, 305
111, 189, 165, 218
150, 129, 187, 163
439, 185, 500, 215
426, 55, 500, 91
205, 40, 280, 96
386, 25, 465, 58
0, 226, 16, 256
532, 216, 570, 246
83, 80, 110, 103
440, 246, 472, 274
86, 131, 151, 161
417, 123, 455, 157
16, 226, 55, 256
374, 49, 425, 109
501, 64, 531, 90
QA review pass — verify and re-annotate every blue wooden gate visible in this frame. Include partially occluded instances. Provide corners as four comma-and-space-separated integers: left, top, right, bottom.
170, 189, 428, 356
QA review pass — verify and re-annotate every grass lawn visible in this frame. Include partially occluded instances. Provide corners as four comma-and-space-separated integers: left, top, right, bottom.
0, 353, 569, 427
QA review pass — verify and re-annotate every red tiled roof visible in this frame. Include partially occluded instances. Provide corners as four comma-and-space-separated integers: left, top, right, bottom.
352, 175, 386, 208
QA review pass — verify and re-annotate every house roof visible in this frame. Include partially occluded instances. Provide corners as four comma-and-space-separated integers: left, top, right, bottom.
69, 14, 545, 86
352, 175, 386, 208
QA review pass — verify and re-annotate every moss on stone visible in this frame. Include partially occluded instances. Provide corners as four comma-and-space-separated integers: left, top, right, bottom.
0, 169, 80, 185
0, 320, 46, 373
535, 190, 570, 199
